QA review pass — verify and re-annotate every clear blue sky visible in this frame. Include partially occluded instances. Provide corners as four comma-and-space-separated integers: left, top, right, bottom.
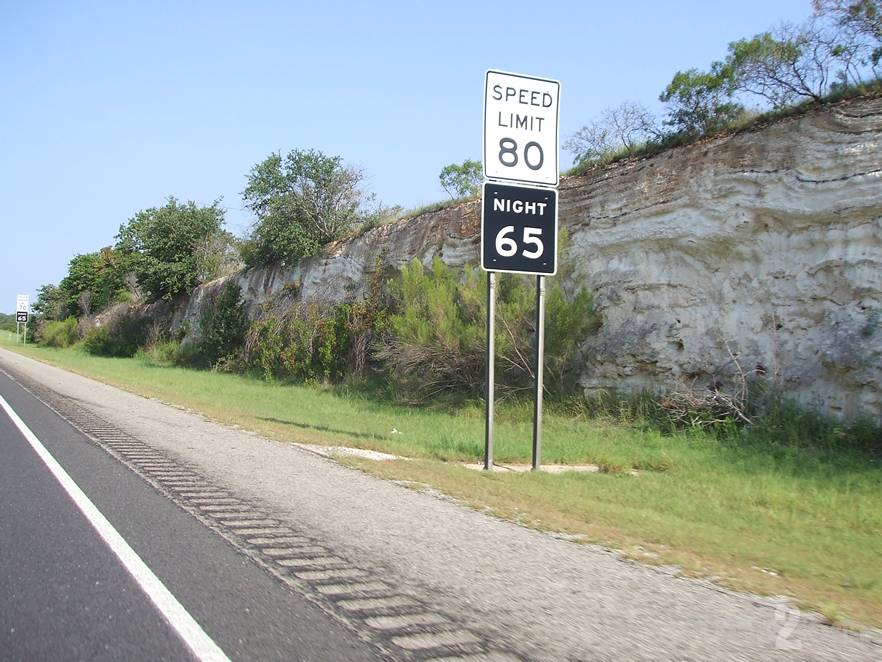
1, 0, 814, 312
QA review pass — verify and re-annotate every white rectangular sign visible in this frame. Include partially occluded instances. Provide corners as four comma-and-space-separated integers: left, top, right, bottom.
16, 294, 29, 313
483, 70, 560, 187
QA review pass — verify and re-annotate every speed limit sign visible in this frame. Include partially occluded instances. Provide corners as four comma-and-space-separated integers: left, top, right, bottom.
483, 70, 560, 186
481, 181, 557, 275
482, 69, 561, 474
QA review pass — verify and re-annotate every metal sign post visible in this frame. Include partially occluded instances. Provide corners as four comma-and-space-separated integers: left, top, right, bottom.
482, 70, 560, 472
484, 272, 496, 470
532, 275, 545, 470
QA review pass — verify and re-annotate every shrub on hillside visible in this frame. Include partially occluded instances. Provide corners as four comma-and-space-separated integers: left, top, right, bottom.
83, 308, 147, 357
243, 303, 350, 382
242, 267, 389, 382
135, 339, 181, 366
237, 249, 596, 397
374, 256, 599, 402
374, 259, 485, 400
243, 301, 387, 383
40, 318, 79, 348
187, 281, 250, 369
83, 327, 112, 355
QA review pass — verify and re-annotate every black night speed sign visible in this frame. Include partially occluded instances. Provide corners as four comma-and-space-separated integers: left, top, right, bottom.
16, 312, 28, 323
481, 181, 558, 275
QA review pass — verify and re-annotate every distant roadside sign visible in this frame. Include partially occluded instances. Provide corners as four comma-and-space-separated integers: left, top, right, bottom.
483, 70, 560, 187
16, 311, 28, 324
16, 294, 29, 313
481, 181, 558, 276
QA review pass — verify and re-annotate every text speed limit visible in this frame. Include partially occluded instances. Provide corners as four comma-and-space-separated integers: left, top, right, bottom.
484, 70, 560, 187
481, 182, 558, 275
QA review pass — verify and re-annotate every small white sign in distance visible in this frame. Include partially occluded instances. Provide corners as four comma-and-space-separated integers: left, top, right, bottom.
484, 70, 560, 187
16, 294, 29, 313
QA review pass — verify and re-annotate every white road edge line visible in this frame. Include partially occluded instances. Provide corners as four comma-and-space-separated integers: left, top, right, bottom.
0, 395, 230, 662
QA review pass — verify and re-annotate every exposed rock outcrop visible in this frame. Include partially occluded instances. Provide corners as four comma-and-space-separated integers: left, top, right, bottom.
174, 96, 882, 420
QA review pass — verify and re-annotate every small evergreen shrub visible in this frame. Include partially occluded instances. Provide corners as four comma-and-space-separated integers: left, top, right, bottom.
374, 259, 486, 400
40, 318, 79, 348
82, 309, 147, 357
242, 267, 388, 383
374, 255, 599, 402
135, 339, 181, 366
243, 300, 386, 382
82, 326, 110, 355
189, 281, 249, 369
243, 304, 348, 382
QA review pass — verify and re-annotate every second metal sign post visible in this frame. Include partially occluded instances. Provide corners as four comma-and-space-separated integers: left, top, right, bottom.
482, 70, 560, 472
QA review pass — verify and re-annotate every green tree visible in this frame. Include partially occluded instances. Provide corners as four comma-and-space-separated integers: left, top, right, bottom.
725, 17, 860, 107
727, 32, 819, 107
659, 65, 744, 136
564, 102, 661, 167
241, 149, 367, 267
32, 283, 67, 320
58, 248, 128, 317
439, 159, 482, 199
0, 313, 16, 333
815, 0, 882, 69
115, 197, 228, 302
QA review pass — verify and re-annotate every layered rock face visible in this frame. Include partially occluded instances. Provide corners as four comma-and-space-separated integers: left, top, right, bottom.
564, 99, 882, 420
178, 97, 882, 420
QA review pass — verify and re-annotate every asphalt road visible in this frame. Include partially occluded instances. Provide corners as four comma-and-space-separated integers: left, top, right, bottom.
0, 370, 379, 661
1, 347, 880, 661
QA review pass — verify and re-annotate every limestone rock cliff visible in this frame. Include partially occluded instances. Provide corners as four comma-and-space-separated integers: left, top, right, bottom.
177, 96, 882, 420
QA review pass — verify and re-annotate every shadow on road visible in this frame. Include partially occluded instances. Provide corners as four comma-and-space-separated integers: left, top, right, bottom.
257, 417, 384, 442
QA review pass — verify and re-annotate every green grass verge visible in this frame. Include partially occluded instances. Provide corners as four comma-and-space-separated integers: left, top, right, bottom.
3, 333, 880, 629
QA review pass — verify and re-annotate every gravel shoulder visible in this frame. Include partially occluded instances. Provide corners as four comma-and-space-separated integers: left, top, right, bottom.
2, 347, 879, 661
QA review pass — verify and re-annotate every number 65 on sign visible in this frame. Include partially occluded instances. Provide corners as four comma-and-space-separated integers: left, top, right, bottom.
481, 181, 558, 276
